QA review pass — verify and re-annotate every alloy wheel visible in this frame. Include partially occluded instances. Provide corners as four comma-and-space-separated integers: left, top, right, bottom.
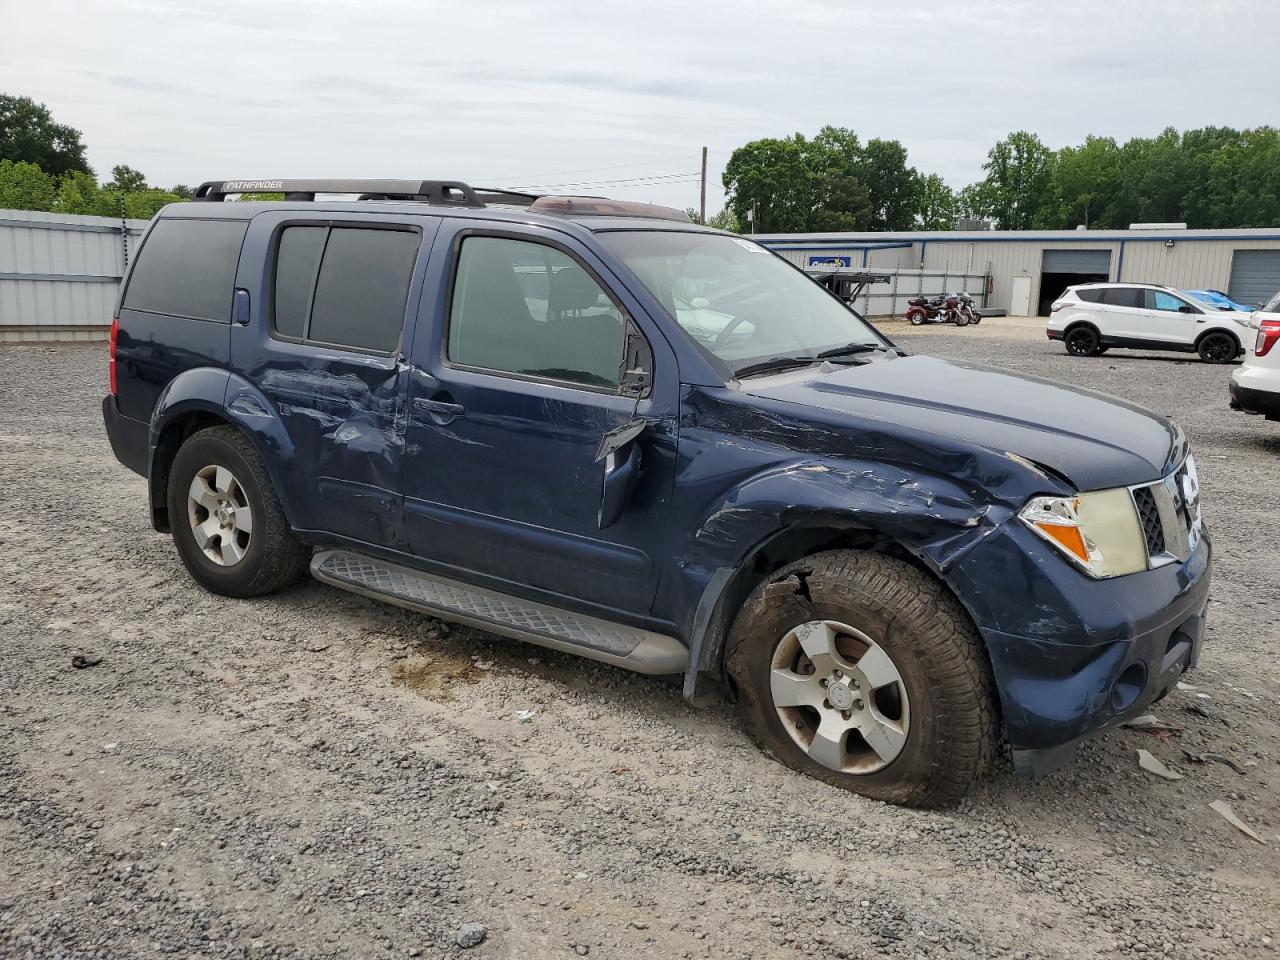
1199, 333, 1235, 363
187, 465, 253, 566
1066, 327, 1098, 356
769, 620, 911, 774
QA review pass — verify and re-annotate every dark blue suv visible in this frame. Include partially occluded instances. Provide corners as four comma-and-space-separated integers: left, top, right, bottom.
102, 179, 1211, 807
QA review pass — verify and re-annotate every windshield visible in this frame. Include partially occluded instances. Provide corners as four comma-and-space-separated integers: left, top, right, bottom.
597, 231, 885, 373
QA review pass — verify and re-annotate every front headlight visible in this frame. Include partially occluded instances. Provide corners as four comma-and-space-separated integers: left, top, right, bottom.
1019, 488, 1148, 578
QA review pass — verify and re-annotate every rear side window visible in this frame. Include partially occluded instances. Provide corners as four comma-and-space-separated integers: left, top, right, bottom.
272, 225, 420, 353
1099, 287, 1143, 308
123, 219, 248, 322
1076, 288, 1104, 303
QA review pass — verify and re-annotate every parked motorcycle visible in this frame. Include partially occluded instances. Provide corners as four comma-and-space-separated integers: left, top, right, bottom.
950, 292, 981, 326
906, 293, 982, 326
905, 295, 947, 325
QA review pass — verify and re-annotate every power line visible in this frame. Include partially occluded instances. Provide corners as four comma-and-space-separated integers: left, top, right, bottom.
480, 153, 699, 184
502, 171, 701, 190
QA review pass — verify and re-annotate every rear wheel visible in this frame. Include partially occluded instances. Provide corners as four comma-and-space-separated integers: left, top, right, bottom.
727, 551, 998, 808
1065, 325, 1102, 357
1197, 331, 1238, 364
909, 312, 925, 326
954, 312, 970, 327
168, 426, 311, 598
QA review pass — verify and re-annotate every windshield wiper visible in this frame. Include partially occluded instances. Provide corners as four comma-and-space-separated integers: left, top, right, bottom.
732, 356, 821, 379
816, 341, 892, 359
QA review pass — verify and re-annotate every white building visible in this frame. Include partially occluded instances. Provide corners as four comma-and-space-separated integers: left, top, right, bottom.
756, 227, 1280, 318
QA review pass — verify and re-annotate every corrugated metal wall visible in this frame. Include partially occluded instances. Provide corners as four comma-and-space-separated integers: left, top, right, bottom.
0, 209, 148, 340
771, 232, 1280, 317
1119, 238, 1280, 292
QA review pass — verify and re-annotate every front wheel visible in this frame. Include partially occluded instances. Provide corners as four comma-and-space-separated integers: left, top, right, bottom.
1197, 331, 1238, 364
168, 426, 311, 598
727, 551, 998, 808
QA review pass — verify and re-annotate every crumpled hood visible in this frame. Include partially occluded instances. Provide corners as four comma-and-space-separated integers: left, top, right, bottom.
743, 355, 1183, 490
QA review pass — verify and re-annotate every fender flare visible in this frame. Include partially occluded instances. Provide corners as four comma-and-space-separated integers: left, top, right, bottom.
149, 368, 301, 529
676, 458, 1023, 701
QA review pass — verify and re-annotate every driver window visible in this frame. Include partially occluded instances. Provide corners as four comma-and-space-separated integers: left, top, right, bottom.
448, 236, 626, 390
1146, 290, 1190, 312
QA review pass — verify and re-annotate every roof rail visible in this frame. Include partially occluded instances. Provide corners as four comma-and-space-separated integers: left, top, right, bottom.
190, 180, 695, 223
193, 179, 485, 207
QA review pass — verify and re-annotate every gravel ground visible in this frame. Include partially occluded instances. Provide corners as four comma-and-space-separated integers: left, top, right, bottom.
1, 328, 1277, 960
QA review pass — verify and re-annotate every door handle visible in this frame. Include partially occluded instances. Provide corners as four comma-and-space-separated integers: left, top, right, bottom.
413, 396, 465, 424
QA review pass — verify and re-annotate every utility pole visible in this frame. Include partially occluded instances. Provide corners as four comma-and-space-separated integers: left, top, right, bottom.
699, 146, 708, 225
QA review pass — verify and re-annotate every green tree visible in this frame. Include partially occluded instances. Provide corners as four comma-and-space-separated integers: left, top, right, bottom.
914, 174, 958, 229
51, 167, 183, 220
1042, 135, 1120, 228
965, 131, 1056, 229
858, 138, 921, 231
106, 164, 148, 192
0, 94, 91, 177
0, 159, 56, 211
52, 170, 101, 214
722, 133, 818, 232
722, 127, 920, 233
707, 207, 741, 232
806, 126, 873, 232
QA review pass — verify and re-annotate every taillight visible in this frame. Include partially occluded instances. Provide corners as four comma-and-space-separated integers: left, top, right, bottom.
1256, 319, 1280, 357
109, 316, 119, 395
1050, 301, 1066, 313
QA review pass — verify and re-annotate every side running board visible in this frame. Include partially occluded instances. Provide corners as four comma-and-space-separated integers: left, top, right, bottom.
310, 549, 689, 675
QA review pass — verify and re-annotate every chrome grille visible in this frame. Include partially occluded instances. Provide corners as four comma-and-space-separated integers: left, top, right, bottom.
1132, 486, 1165, 556
1130, 455, 1201, 568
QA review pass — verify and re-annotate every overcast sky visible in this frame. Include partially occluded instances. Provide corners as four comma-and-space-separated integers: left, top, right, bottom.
3, 0, 1275, 214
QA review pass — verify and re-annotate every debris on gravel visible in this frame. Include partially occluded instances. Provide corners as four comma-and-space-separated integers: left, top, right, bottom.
456, 922, 487, 948
0, 335, 1277, 959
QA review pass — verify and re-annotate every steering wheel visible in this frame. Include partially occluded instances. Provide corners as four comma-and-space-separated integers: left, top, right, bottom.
711, 312, 757, 349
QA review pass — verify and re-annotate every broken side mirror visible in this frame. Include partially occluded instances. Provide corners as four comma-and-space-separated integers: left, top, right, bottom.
618, 319, 653, 398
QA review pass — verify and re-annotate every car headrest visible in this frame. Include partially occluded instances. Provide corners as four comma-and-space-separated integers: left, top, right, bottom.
550, 266, 602, 314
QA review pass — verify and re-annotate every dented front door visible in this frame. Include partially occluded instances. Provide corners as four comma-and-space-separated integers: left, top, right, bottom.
399, 222, 679, 618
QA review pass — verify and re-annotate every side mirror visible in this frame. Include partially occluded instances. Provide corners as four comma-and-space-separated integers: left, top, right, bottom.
618, 319, 653, 398
1179, 304, 1198, 314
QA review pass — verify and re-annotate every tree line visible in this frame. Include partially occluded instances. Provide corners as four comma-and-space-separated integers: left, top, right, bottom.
6, 92, 1279, 233
0, 94, 189, 219
720, 125, 1280, 233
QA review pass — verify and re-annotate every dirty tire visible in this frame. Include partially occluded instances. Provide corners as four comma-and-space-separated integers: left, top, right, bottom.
727, 550, 998, 808
168, 426, 311, 598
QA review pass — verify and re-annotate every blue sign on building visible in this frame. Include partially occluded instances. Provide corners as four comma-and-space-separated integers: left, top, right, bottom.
808, 255, 851, 267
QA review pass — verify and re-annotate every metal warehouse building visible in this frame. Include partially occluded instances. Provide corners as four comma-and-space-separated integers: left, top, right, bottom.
4, 209, 1280, 339
757, 227, 1280, 319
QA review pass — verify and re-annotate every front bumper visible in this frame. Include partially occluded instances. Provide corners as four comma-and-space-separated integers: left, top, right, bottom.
948, 519, 1212, 774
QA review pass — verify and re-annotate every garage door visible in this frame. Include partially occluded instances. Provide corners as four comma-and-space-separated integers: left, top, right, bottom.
1042, 249, 1112, 273
1227, 250, 1280, 309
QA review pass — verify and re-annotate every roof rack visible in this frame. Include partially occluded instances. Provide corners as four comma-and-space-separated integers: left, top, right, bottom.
193, 179, 487, 206
191, 179, 693, 222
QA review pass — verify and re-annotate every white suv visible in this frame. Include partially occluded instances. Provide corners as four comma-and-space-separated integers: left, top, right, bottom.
1230, 290, 1280, 421
1047, 283, 1249, 363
